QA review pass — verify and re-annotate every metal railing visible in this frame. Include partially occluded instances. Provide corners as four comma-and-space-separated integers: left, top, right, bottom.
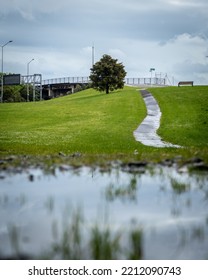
42, 76, 166, 86
42, 76, 90, 85
125, 77, 166, 85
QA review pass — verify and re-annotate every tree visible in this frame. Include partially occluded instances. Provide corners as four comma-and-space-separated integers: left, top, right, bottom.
89, 54, 126, 94
3, 85, 24, 102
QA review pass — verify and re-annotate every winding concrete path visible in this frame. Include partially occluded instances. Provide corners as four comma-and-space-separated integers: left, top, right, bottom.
133, 90, 180, 148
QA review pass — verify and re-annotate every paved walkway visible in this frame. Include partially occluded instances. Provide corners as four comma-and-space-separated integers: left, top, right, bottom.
133, 90, 180, 148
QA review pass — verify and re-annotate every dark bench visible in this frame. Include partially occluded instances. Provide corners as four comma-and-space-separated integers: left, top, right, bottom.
178, 81, 193, 87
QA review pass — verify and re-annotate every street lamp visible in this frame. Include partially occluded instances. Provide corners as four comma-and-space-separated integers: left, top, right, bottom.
92, 42, 95, 68
1, 40, 13, 103
149, 68, 155, 85
150, 68, 155, 78
27, 58, 34, 102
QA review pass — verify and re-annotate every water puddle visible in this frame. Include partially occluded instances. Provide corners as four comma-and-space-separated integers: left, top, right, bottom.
0, 165, 207, 259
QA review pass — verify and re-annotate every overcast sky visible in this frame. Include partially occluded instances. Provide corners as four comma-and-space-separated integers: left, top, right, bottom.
1, 0, 208, 84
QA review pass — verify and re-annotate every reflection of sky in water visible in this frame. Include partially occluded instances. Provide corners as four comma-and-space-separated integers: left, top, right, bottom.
0, 166, 207, 259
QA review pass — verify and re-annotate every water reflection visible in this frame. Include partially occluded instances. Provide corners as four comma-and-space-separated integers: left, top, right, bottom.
105, 176, 138, 202
0, 165, 207, 259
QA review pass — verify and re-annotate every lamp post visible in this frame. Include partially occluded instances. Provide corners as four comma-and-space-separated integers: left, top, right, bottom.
1, 40, 13, 103
27, 58, 34, 102
92, 42, 95, 68
149, 68, 155, 85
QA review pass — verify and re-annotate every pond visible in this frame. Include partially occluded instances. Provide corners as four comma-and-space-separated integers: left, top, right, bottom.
0, 163, 207, 259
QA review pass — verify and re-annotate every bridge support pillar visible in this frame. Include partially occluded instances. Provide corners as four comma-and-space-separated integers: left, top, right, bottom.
70, 85, 75, 93
48, 86, 54, 97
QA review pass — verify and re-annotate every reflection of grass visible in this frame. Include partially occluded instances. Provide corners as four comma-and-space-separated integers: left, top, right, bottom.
45, 196, 55, 213
192, 226, 205, 240
128, 228, 143, 260
170, 178, 190, 194
8, 225, 20, 257
48, 209, 142, 260
105, 177, 137, 201
48, 216, 142, 259
4, 209, 143, 260
50, 209, 83, 259
90, 225, 121, 259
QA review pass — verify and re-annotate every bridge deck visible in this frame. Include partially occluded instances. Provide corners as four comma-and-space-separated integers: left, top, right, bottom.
42, 77, 90, 85
42, 76, 166, 86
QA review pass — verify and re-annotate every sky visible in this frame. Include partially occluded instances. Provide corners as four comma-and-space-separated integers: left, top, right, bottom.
1, 0, 208, 85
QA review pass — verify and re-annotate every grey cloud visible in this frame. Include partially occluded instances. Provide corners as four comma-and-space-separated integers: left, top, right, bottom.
1, 0, 208, 45
172, 60, 208, 84
1, 0, 208, 83
174, 60, 208, 75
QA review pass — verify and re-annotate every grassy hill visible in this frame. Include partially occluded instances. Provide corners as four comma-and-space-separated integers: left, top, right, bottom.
0, 86, 207, 162
150, 86, 208, 147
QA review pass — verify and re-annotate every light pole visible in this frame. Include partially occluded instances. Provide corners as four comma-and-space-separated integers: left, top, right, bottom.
92, 42, 95, 68
149, 68, 155, 85
1, 40, 13, 103
27, 58, 34, 102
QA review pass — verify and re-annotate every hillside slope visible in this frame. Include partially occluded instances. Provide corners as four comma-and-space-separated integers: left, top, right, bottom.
0, 86, 207, 162
0, 87, 145, 155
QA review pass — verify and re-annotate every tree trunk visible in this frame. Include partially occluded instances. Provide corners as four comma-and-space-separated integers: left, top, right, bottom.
106, 83, 109, 94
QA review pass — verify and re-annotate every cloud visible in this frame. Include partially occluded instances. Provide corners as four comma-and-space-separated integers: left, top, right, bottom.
107, 33, 208, 83
157, 33, 208, 83
109, 49, 126, 60
167, 0, 206, 8
0, 0, 208, 84
0, 0, 69, 18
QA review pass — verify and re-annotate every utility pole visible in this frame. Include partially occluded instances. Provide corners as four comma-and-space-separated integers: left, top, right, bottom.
1, 40, 13, 103
27, 58, 34, 102
92, 43, 95, 68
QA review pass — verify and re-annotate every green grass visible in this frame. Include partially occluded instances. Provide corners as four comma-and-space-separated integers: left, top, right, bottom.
0, 86, 207, 163
149, 86, 208, 147
0, 87, 146, 155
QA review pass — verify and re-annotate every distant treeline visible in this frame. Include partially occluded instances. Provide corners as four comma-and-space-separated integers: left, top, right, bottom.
1, 83, 91, 102
1, 85, 39, 102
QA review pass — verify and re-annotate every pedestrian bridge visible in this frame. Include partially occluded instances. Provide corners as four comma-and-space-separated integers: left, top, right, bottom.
42, 76, 90, 86
41, 76, 166, 99
42, 76, 166, 86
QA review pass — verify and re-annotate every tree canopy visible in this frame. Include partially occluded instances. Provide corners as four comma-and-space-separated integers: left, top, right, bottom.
89, 54, 126, 94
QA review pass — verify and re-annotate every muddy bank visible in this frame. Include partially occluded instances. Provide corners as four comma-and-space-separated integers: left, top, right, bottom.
0, 153, 208, 176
